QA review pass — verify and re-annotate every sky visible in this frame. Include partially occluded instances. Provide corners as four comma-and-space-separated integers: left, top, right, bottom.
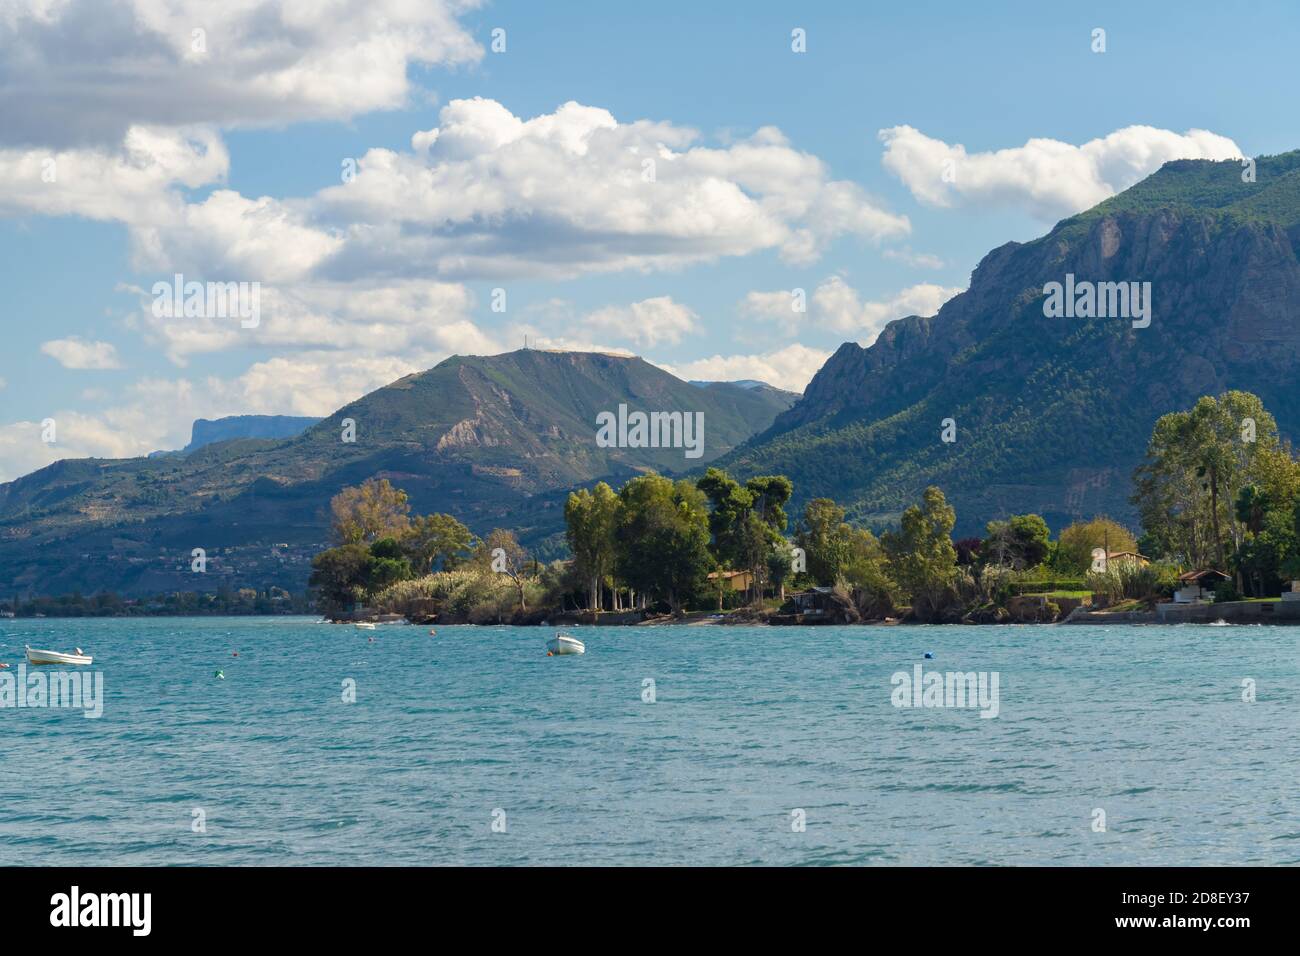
2, 0, 1297, 482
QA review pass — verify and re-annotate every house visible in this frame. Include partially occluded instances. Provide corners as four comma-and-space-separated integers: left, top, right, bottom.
707, 569, 754, 592
785, 586, 836, 619
1174, 569, 1230, 604
1106, 551, 1150, 569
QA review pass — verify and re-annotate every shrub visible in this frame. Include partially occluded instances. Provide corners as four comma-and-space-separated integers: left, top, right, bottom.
1087, 562, 1164, 602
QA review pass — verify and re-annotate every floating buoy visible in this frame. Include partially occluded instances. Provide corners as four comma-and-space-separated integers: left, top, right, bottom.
923, 651, 934, 659
232, 651, 239, 657
368, 637, 375, 643
546, 651, 553, 657
215, 670, 225, 679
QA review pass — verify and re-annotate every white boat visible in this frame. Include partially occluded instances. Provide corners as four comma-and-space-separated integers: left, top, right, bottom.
546, 633, 585, 656
26, 645, 93, 666
354, 622, 377, 630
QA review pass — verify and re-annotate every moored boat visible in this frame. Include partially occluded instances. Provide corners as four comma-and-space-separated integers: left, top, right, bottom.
26, 645, 93, 666
546, 633, 585, 656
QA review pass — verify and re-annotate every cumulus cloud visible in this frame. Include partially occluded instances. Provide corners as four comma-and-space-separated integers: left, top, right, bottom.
40, 337, 124, 369
124, 278, 495, 364
0, 125, 228, 222
883, 247, 945, 269
812, 277, 963, 341
582, 297, 699, 348
5, 98, 912, 291
657, 343, 831, 393
0, 350, 454, 482
306, 99, 910, 279
0, 0, 484, 149
741, 277, 964, 344
879, 124, 1244, 220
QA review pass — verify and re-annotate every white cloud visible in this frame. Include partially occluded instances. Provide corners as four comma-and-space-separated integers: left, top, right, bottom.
130, 190, 341, 282
882, 247, 945, 269
0, 0, 484, 149
0, 125, 228, 222
741, 277, 964, 344
124, 278, 493, 364
738, 289, 807, 337
0, 350, 454, 481
657, 343, 831, 393
305, 99, 910, 279
813, 277, 963, 341
40, 337, 124, 369
879, 124, 1244, 220
582, 296, 699, 348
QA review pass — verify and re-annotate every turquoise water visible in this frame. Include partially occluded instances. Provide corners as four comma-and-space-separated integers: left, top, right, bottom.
1, 617, 1296, 866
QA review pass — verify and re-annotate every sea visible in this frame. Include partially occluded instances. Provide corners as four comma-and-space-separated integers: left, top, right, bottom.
1, 617, 1296, 865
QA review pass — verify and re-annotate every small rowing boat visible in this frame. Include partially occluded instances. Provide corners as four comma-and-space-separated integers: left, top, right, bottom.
546, 633, 585, 656
355, 622, 377, 630
26, 645, 93, 666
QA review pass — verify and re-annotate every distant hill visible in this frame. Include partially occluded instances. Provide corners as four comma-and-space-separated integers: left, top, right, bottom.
0, 351, 795, 595
185, 415, 320, 452
148, 415, 321, 458
716, 151, 1300, 535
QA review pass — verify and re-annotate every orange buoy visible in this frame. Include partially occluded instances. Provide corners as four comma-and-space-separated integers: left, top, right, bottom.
546, 651, 553, 657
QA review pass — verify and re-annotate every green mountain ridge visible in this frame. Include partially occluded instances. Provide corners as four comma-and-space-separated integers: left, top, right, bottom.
716, 151, 1300, 536
0, 351, 796, 595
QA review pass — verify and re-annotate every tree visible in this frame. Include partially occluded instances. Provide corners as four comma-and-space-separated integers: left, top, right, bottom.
365, 537, 413, 597
1133, 391, 1279, 571
616, 474, 712, 615
881, 486, 957, 622
696, 469, 792, 603
794, 498, 852, 585
1055, 518, 1139, 575
330, 478, 411, 545
472, 529, 531, 612
309, 543, 371, 612
403, 513, 474, 572
982, 514, 1051, 570
564, 482, 619, 611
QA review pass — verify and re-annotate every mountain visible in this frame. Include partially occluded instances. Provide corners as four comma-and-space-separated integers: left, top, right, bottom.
185, 415, 321, 452
148, 415, 321, 458
0, 351, 795, 595
717, 151, 1300, 536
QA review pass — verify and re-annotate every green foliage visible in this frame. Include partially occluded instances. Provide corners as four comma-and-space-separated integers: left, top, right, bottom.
794, 498, 853, 585
403, 513, 475, 573
1133, 391, 1279, 570
982, 513, 1051, 569
615, 474, 713, 615
309, 543, 371, 612
1054, 517, 1140, 574
696, 468, 793, 602
1085, 562, 1174, 603
329, 478, 411, 545
882, 486, 958, 622
564, 482, 618, 611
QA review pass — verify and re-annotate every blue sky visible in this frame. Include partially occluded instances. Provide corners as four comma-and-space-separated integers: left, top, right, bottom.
2, 0, 1297, 481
